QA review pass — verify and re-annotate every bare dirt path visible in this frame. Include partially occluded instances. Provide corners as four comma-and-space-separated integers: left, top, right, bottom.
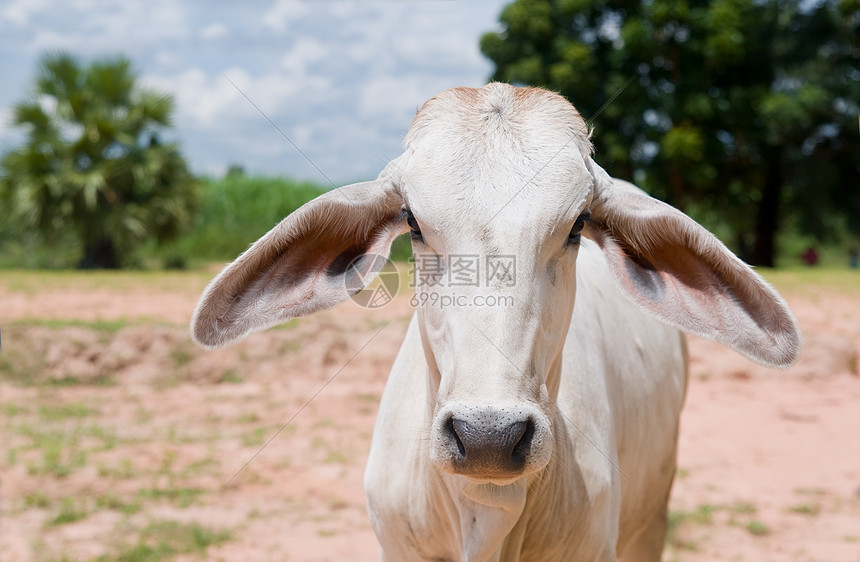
0, 269, 858, 561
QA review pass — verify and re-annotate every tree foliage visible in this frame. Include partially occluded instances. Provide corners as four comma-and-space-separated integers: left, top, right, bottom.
481, 0, 860, 265
0, 52, 198, 268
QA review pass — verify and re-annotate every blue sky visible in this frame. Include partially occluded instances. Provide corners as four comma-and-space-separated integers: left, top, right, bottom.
0, 0, 510, 185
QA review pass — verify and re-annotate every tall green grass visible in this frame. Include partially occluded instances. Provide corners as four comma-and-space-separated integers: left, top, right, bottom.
166, 174, 412, 265
0, 228, 81, 269
171, 175, 327, 262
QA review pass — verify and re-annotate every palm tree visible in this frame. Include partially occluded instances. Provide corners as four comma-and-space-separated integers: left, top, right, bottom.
0, 52, 198, 268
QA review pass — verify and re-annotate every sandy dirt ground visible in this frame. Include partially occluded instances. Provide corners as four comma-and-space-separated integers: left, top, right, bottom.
0, 269, 858, 561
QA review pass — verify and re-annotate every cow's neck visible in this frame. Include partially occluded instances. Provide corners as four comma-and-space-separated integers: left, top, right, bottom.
445, 476, 528, 562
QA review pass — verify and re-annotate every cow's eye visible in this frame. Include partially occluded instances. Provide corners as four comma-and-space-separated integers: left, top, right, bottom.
568, 211, 590, 246
405, 208, 422, 240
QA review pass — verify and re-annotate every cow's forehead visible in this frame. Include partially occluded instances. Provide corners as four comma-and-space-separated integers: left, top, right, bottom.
406, 83, 589, 146
400, 84, 594, 241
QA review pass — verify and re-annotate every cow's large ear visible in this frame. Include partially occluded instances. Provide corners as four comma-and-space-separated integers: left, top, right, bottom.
191, 157, 408, 349
583, 159, 800, 368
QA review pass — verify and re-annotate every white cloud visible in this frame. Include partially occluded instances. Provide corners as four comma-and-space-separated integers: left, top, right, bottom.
225, 67, 333, 117
0, 0, 51, 27
26, 1, 189, 55
154, 50, 181, 69
262, 0, 309, 32
280, 36, 329, 77
144, 64, 332, 139
391, 15, 488, 73
358, 74, 433, 124
144, 68, 247, 130
199, 23, 229, 41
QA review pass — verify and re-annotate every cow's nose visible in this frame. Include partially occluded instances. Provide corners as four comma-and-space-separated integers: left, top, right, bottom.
443, 414, 536, 477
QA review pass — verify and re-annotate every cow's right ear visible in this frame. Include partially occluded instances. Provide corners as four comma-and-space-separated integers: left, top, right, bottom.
190, 156, 409, 349
583, 158, 800, 368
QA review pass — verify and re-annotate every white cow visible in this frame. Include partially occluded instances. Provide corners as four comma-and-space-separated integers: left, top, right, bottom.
191, 83, 799, 561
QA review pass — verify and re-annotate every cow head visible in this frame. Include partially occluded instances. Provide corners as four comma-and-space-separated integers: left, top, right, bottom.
191, 84, 799, 487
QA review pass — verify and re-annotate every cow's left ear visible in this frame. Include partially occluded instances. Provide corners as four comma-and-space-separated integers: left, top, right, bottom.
583, 158, 800, 368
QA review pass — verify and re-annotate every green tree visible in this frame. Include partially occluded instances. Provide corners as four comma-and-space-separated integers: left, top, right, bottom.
0, 52, 198, 269
481, 0, 860, 266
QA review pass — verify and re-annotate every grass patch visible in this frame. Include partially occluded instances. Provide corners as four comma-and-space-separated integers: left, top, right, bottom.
17, 423, 119, 477
48, 497, 89, 526
47, 375, 117, 387
323, 450, 349, 464
0, 268, 213, 293
788, 503, 821, 515
665, 504, 717, 553
272, 318, 301, 331
731, 501, 758, 515
237, 412, 260, 423
97, 519, 231, 561
218, 369, 243, 384
38, 402, 98, 421
180, 457, 220, 479
20, 427, 89, 477
689, 504, 715, 525
241, 427, 267, 447
138, 487, 203, 508
23, 491, 52, 509
169, 345, 194, 369
3, 403, 28, 416
10, 317, 131, 332
763, 268, 860, 296
98, 458, 138, 479
95, 493, 142, 515
746, 520, 770, 536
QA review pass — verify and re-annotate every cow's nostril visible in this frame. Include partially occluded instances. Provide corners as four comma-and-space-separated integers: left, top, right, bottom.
511, 418, 535, 466
447, 416, 466, 458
